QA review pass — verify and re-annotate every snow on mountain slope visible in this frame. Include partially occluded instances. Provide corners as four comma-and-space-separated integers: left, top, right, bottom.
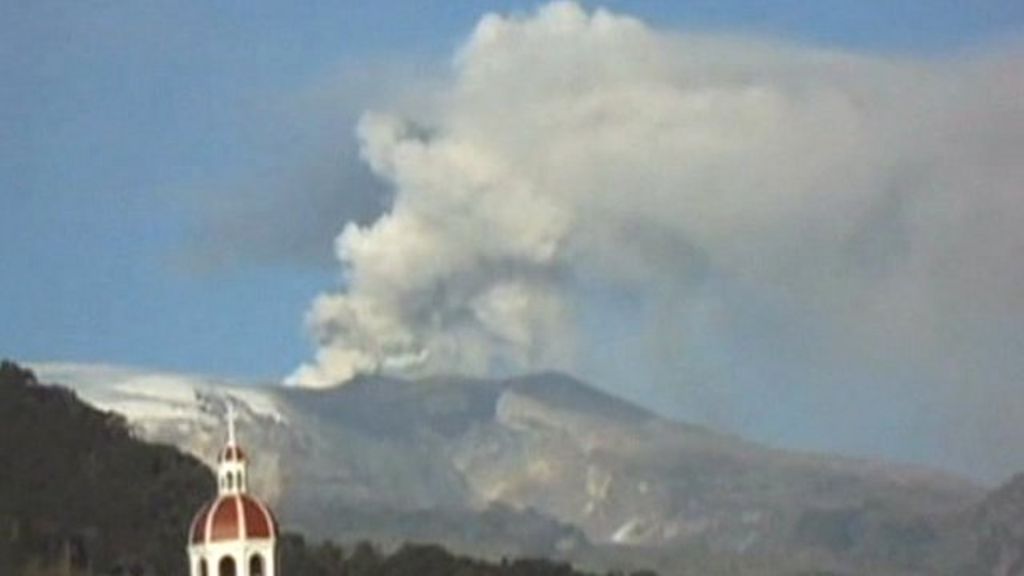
30, 361, 982, 562
30, 362, 293, 501
31, 362, 287, 424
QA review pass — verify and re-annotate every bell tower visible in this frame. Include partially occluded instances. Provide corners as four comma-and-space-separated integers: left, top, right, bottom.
217, 405, 248, 495
188, 403, 278, 576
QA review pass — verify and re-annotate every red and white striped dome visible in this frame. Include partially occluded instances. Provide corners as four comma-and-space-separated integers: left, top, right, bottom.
189, 494, 277, 545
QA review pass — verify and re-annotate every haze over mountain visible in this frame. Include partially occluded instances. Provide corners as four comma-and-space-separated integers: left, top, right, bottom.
33, 361, 998, 574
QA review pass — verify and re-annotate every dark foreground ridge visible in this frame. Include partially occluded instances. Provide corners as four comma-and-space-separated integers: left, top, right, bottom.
279, 537, 656, 576
0, 360, 653, 576
0, 360, 213, 575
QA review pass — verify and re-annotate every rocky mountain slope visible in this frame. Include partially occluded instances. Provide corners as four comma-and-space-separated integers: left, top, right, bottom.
32, 362, 990, 574
963, 473, 1024, 576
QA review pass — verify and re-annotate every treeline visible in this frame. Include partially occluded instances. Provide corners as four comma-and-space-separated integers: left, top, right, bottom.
0, 361, 658, 576
0, 360, 213, 575
279, 536, 657, 576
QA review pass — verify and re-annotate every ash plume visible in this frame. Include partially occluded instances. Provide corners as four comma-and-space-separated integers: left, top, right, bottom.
285, 3, 1024, 479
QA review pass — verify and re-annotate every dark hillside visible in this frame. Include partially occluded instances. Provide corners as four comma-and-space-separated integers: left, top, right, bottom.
0, 361, 650, 576
0, 360, 214, 575
278, 537, 658, 576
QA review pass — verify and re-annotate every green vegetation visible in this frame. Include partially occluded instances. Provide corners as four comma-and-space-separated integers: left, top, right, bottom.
279, 536, 658, 576
0, 361, 656, 576
5, 357, 1020, 575
0, 360, 213, 575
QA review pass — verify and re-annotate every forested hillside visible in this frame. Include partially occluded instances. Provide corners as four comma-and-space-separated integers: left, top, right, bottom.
279, 537, 656, 576
0, 361, 654, 576
0, 360, 214, 575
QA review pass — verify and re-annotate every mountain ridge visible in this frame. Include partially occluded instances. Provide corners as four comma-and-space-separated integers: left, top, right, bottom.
30, 361, 991, 574
0, 360, 637, 576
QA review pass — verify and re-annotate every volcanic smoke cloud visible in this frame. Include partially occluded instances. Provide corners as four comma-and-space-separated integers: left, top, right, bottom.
288, 2, 1024, 397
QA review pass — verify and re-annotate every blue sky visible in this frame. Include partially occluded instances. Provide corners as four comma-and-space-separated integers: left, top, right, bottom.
3, 1, 1024, 477
4, 0, 1021, 378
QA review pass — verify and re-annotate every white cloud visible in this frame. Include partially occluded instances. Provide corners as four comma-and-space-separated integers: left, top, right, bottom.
287, 1, 1024, 477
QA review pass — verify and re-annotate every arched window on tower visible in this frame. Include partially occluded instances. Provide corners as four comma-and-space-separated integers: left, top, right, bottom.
218, 556, 236, 576
226, 474, 234, 490
249, 554, 264, 576
199, 558, 208, 576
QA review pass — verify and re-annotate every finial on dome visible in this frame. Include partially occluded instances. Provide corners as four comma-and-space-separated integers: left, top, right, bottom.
227, 401, 237, 446
217, 400, 248, 495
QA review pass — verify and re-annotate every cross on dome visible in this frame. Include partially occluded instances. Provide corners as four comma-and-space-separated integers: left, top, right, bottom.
227, 402, 238, 447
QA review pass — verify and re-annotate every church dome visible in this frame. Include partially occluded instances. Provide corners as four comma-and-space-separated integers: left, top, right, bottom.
189, 493, 277, 545
187, 405, 279, 576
